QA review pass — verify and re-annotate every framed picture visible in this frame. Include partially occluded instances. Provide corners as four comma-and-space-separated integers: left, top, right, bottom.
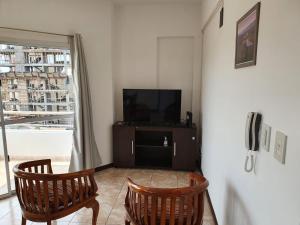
235, 2, 261, 69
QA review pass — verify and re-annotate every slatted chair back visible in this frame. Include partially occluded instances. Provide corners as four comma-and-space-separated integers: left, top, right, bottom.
125, 173, 208, 225
13, 159, 99, 225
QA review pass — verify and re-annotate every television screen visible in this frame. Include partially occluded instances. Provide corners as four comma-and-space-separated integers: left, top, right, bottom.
123, 89, 181, 124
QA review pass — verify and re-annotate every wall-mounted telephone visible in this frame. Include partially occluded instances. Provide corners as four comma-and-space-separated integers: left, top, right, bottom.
244, 112, 262, 173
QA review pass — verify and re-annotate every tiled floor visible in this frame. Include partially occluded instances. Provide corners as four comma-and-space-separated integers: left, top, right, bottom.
0, 168, 216, 225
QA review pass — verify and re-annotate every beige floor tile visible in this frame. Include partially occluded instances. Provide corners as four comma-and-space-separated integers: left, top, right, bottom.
0, 196, 19, 217
97, 193, 118, 207
31, 222, 70, 225
151, 173, 178, 188
55, 212, 76, 222
71, 213, 94, 224
106, 205, 127, 225
0, 212, 23, 225
127, 177, 151, 187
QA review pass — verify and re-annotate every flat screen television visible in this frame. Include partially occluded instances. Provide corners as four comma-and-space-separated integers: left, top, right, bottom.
123, 89, 181, 125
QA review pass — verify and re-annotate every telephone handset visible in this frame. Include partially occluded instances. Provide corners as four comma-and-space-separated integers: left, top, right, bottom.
244, 112, 262, 172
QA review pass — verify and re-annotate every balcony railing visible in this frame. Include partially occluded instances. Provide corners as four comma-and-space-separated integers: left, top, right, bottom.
5, 101, 74, 106
0, 49, 71, 65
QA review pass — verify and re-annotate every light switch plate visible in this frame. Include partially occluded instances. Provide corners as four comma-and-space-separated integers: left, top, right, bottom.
261, 123, 271, 151
274, 131, 287, 164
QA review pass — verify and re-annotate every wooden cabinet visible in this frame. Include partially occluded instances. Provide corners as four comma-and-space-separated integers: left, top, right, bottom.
172, 128, 197, 171
113, 125, 135, 167
113, 122, 197, 171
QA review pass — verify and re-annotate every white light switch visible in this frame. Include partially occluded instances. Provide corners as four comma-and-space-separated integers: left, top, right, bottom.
261, 123, 271, 151
274, 131, 287, 164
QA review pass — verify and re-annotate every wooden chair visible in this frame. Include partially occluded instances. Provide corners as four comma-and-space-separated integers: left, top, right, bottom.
125, 173, 208, 225
13, 159, 99, 225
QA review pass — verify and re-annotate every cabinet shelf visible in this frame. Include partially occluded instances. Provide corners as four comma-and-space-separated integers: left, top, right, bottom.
135, 147, 172, 168
135, 130, 173, 168
135, 144, 172, 149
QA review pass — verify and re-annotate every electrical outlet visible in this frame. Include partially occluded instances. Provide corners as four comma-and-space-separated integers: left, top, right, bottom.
274, 131, 287, 164
261, 123, 271, 151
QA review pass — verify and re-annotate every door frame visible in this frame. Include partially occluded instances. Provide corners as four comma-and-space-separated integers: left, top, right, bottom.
0, 85, 13, 199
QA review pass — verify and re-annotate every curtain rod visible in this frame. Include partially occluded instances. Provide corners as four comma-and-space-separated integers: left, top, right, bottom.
0, 26, 73, 37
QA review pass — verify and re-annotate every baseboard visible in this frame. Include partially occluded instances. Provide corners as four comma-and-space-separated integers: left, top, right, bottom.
206, 190, 219, 225
95, 163, 114, 172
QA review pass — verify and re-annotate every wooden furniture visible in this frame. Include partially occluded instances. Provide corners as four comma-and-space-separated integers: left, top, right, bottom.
113, 122, 197, 171
13, 159, 99, 225
125, 173, 209, 225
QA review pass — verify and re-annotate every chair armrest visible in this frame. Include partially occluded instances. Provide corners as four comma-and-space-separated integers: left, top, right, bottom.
189, 173, 208, 188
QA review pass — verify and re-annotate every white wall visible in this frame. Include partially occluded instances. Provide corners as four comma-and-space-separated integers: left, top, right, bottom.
113, 3, 202, 127
0, 0, 115, 165
200, 0, 300, 225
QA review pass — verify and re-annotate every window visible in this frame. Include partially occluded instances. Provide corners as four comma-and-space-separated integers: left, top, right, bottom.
0, 43, 74, 195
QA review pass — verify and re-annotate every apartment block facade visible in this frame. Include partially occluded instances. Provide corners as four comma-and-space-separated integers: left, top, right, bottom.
0, 45, 74, 113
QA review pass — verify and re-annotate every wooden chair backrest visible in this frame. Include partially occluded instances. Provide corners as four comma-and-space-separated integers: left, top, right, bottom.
125, 173, 209, 225
13, 159, 98, 214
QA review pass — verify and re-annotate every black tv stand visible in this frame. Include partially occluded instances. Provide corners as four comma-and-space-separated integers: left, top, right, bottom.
113, 121, 197, 171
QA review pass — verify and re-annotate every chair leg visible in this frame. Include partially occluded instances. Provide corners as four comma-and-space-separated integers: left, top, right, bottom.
93, 200, 100, 225
125, 214, 131, 225
21, 216, 26, 225
87, 199, 99, 225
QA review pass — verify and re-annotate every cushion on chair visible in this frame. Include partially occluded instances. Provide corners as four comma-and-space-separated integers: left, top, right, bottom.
28, 180, 94, 212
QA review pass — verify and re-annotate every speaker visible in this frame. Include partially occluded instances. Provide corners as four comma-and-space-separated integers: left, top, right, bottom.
186, 111, 192, 128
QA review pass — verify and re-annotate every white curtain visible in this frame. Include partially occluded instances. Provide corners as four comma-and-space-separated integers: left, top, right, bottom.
69, 33, 101, 171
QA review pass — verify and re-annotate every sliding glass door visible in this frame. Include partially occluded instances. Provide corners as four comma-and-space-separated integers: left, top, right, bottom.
0, 111, 10, 196
0, 43, 74, 197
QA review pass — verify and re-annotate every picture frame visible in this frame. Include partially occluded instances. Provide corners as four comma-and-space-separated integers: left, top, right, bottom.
235, 2, 261, 69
